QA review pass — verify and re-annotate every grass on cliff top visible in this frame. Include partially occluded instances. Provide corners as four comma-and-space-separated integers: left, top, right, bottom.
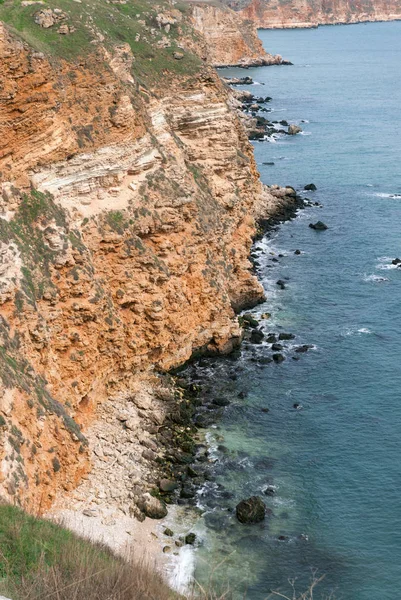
0, 503, 178, 600
0, 0, 202, 84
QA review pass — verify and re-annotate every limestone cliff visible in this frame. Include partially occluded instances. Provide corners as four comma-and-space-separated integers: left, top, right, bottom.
0, 1, 290, 513
190, 2, 287, 66
223, 0, 401, 28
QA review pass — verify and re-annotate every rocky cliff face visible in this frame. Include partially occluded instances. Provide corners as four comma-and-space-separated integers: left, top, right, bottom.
224, 0, 401, 28
190, 3, 287, 66
0, 4, 288, 513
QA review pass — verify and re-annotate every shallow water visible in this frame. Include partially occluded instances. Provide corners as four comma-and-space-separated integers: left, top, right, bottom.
183, 22, 401, 600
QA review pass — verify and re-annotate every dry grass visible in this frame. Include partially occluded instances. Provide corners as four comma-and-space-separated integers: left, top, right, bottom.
0, 503, 178, 600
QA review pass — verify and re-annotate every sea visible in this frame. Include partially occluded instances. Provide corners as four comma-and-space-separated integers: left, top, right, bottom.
169, 21, 401, 600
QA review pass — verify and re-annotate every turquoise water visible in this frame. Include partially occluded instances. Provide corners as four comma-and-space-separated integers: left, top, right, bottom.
188, 22, 401, 599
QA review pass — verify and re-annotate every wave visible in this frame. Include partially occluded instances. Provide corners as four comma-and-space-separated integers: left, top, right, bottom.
371, 192, 401, 199
299, 131, 312, 136
376, 263, 399, 270
363, 274, 389, 282
343, 327, 373, 336
168, 545, 196, 594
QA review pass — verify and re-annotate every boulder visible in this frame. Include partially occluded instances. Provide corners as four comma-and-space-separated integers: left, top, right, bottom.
250, 329, 264, 344
272, 353, 285, 363
139, 493, 168, 519
173, 51, 184, 60
392, 258, 401, 265
304, 183, 317, 191
159, 479, 178, 493
276, 280, 286, 289
294, 249, 301, 255
185, 532, 197, 545
236, 496, 266, 524
288, 124, 302, 135
271, 343, 283, 351
309, 221, 328, 231
278, 333, 295, 341
295, 345, 313, 353
242, 313, 259, 328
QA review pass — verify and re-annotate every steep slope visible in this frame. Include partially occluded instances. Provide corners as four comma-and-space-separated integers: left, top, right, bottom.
190, 2, 287, 66
0, 0, 292, 513
223, 0, 401, 28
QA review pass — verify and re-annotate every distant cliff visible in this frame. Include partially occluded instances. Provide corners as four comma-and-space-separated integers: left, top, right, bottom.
190, 2, 287, 66
222, 0, 401, 28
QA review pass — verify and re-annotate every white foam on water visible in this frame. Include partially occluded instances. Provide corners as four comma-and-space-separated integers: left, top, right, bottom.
343, 327, 373, 336
371, 192, 401, 199
299, 131, 312, 136
376, 263, 399, 270
167, 545, 196, 594
363, 273, 389, 282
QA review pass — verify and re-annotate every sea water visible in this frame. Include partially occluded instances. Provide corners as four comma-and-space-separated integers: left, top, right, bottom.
183, 22, 401, 600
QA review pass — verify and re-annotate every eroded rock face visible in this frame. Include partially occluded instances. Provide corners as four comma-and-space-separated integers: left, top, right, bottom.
191, 4, 287, 66
0, 18, 296, 512
223, 0, 401, 29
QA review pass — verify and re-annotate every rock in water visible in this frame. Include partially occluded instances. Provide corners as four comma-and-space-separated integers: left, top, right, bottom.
236, 496, 266, 524
309, 221, 328, 231
288, 124, 302, 135
392, 258, 401, 265
304, 183, 317, 191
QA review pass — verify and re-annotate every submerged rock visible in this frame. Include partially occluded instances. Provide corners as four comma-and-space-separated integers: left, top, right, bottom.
272, 353, 285, 363
276, 279, 286, 290
236, 496, 266, 524
294, 345, 313, 353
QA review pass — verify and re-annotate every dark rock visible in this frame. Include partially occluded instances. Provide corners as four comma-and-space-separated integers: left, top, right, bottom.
250, 329, 265, 344
212, 397, 230, 407
262, 161, 275, 166
258, 357, 273, 365
309, 221, 327, 231
238, 391, 247, 399
272, 353, 285, 363
295, 345, 313, 353
159, 479, 179, 493
187, 466, 199, 478
266, 334, 277, 343
263, 486, 275, 497
180, 484, 196, 499
304, 183, 317, 191
278, 333, 295, 341
261, 407, 270, 413
278, 535, 289, 541
294, 249, 302, 255
242, 313, 259, 328
392, 258, 401, 265
164, 528, 174, 537
236, 496, 266, 524
185, 533, 196, 545
280, 120, 289, 126
276, 280, 286, 290
293, 403, 302, 410
271, 343, 283, 351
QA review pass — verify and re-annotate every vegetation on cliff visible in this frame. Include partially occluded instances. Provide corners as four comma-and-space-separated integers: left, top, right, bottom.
0, 0, 202, 83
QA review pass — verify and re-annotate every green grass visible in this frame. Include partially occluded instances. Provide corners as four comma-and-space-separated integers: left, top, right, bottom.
0, 0, 202, 84
0, 503, 179, 600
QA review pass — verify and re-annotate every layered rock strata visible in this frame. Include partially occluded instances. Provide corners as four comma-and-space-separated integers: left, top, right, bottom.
223, 0, 401, 29
190, 3, 288, 66
0, 16, 292, 514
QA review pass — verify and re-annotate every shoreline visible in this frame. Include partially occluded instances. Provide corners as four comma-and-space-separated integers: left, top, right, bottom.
46, 73, 309, 592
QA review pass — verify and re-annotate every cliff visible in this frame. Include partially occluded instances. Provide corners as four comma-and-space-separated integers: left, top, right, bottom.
190, 2, 287, 66
223, 0, 401, 28
0, 0, 291, 514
